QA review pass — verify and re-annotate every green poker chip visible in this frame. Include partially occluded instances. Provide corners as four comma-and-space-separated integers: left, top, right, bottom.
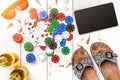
61, 46, 70, 55
51, 19, 59, 27
47, 26, 55, 34
24, 42, 33, 51
50, 8, 58, 13
44, 37, 52, 45
46, 52, 54, 57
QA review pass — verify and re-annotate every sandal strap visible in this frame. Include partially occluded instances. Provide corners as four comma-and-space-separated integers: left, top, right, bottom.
93, 51, 118, 67
73, 55, 94, 79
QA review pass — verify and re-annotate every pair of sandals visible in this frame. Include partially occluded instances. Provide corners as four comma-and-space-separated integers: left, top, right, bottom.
72, 42, 120, 80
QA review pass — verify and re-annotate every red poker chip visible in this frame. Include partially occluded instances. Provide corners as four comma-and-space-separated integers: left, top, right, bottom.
57, 13, 65, 21
40, 45, 46, 51
13, 33, 23, 43
51, 54, 60, 63
67, 33, 73, 41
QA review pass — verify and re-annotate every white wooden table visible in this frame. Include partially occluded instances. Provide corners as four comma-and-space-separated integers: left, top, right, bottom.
0, 0, 120, 80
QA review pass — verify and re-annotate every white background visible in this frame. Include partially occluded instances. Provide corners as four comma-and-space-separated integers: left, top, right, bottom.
0, 0, 120, 80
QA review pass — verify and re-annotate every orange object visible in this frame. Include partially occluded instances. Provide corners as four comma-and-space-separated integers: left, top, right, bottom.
1, 0, 29, 20
29, 8, 38, 20
13, 33, 23, 43
16, 0, 29, 11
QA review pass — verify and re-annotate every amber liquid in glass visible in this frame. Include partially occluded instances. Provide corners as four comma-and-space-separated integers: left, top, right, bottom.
0, 53, 19, 68
9, 66, 28, 80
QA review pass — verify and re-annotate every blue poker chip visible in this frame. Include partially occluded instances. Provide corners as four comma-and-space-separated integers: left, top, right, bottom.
58, 23, 66, 31
26, 53, 36, 63
52, 31, 57, 38
65, 16, 73, 24
52, 30, 60, 38
56, 23, 66, 33
52, 24, 67, 38
39, 10, 48, 20
60, 38, 66, 47
55, 27, 63, 34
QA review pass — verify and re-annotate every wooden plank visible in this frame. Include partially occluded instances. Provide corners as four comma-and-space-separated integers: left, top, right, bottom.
73, 0, 104, 80
47, 0, 73, 80
20, 0, 47, 80
0, 0, 21, 80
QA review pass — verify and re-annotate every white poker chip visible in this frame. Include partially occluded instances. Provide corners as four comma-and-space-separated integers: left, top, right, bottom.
36, 53, 47, 62
54, 47, 61, 53
46, 46, 54, 53
54, 34, 63, 43
54, 42, 61, 53
61, 31, 70, 39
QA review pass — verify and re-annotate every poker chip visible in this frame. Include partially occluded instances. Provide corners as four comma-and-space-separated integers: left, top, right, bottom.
36, 53, 46, 62
50, 8, 58, 13
58, 23, 66, 31
47, 26, 55, 34
62, 31, 70, 39
52, 30, 60, 38
65, 16, 73, 24
44, 37, 52, 45
55, 23, 66, 34
51, 54, 60, 63
24, 42, 33, 51
19, 7, 75, 63
29, 8, 38, 20
46, 52, 54, 57
48, 12, 58, 21
48, 41, 57, 50
51, 19, 59, 27
39, 10, 48, 20
12, 33, 23, 43
54, 34, 62, 43
46, 46, 54, 53
66, 24, 75, 32
40, 45, 46, 51
60, 38, 66, 47
26, 53, 36, 63
67, 33, 73, 41
54, 27, 63, 34
57, 12, 65, 21
46, 47, 54, 57
61, 46, 70, 55
54, 45, 61, 53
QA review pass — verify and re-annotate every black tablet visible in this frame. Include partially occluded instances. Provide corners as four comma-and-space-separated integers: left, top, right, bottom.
74, 3, 118, 34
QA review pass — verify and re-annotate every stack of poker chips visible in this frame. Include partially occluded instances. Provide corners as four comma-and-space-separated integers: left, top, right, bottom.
14, 8, 75, 63
44, 8, 75, 63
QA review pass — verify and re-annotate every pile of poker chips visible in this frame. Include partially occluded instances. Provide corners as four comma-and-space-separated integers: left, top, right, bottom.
13, 8, 75, 63
44, 8, 75, 63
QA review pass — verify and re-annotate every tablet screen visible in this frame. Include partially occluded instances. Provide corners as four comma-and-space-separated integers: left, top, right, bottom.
74, 3, 118, 34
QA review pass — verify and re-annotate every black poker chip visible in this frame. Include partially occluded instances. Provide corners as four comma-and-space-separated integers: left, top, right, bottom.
48, 12, 58, 22
48, 40, 57, 50
66, 24, 75, 32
